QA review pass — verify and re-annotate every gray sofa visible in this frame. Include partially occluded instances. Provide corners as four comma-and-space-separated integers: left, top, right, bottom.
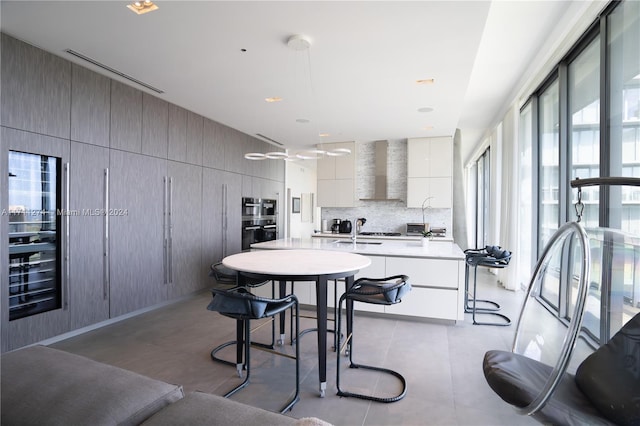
1, 345, 330, 426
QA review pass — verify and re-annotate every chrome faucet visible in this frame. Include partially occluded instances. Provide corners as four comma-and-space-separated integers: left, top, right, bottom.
351, 218, 358, 243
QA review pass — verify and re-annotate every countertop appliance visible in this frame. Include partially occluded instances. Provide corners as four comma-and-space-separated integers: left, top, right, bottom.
359, 232, 402, 237
331, 219, 341, 234
339, 220, 352, 234
406, 223, 427, 236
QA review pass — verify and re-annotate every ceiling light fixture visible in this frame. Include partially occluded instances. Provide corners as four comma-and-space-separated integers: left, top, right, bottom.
127, 0, 158, 15
265, 151, 289, 159
296, 149, 326, 160
244, 153, 267, 160
416, 78, 435, 85
265, 97, 283, 103
326, 148, 351, 157
319, 133, 330, 137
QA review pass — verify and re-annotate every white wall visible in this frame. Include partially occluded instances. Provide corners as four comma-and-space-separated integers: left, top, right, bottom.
285, 160, 319, 238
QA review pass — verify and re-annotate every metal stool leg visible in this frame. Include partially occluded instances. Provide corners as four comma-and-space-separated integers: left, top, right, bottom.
464, 262, 501, 313
471, 265, 511, 326
336, 293, 407, 403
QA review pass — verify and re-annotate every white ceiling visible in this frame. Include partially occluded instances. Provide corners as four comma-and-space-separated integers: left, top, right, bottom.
1, 1, 576, 161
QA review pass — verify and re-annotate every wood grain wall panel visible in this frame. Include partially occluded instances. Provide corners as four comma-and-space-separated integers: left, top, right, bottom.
109, 150, 166, 317
186, 111, 203, 166
142, 93, 168, 158
71, 65, 110, 147
203, 118, 225, 169
69, 142, 109, 328
110, 81, 142, 153
225, 126, 245, 174
1, 34, 71, 139
168, 161, 203, 298
168, 104, 187, 162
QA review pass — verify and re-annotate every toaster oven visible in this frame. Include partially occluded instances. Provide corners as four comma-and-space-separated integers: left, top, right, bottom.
406, 223, 427, 236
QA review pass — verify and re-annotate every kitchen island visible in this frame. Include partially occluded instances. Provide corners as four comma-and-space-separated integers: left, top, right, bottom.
250, 238, 465, 322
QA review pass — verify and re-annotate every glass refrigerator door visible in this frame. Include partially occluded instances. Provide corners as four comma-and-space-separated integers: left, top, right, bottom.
8, 151, 61, 321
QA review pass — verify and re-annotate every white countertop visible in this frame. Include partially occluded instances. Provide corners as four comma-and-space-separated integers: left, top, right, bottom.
223, 249, 371, 276
251, 238, 464, 260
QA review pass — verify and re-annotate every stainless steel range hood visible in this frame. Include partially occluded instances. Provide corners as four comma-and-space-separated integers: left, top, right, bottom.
359, 140, 402, 201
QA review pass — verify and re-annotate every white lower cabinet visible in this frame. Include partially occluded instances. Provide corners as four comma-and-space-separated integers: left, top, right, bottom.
385, 256, 463, 320
249, 253, 463, 321
385, 287, 459, 320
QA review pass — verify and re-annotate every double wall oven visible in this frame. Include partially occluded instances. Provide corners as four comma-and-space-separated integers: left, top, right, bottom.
241, 197, 278, 250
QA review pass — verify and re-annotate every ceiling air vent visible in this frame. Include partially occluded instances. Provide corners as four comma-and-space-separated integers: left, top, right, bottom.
255, 134, 283, 146
65, 49, 164, 94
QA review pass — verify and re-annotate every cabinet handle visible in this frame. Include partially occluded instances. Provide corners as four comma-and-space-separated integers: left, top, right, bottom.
222, 183, 228, 259
163, 176, 168, 285
64, 162, 70, 310
168, 177, 173, 285
103, 168, 109, 300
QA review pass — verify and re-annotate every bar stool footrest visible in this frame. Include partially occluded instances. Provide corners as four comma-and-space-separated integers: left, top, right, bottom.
336, 362, 407, 403
472, 311, 511, 326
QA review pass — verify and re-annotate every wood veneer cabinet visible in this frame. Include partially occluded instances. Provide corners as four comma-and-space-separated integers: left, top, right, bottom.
0, 33, 285, 352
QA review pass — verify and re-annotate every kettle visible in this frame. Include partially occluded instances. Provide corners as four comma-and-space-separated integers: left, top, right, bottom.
339, 220, 352, 234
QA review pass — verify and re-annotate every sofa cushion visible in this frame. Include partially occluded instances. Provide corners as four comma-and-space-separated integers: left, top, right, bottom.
1, 345, 184, 426
142, 391, 299, 426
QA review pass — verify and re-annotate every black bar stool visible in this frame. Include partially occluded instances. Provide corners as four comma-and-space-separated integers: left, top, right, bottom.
207, 286, 300, 414
464, 246, 512, 326
336, 275, 411, 403
209, 263, 277, 368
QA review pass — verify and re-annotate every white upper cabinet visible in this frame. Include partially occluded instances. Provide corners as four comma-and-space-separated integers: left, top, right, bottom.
407, 137, 453, 208
316, 141, 355, 207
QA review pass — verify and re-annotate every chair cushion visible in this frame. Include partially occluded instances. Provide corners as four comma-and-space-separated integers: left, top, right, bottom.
483, 350, 612, 425
142, 391, 298, 426
1, 345, 184, 426
207, 293, 268, 318
575, 313, 640, 426
352, 280, 411, 304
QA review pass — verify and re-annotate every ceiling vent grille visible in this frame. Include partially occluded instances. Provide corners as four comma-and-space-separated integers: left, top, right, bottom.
65, 49, 164, 94
255, 133, 283, 146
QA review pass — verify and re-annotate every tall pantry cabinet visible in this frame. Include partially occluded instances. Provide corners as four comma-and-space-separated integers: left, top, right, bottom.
0, 33, 284, 352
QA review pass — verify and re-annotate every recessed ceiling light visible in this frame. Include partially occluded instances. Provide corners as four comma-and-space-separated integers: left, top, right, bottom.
416, 78, 435, 85
126, 0, 158, 14
265, 97, 283, 103
318, 133, 330, 137
417, 107, 434, 113
296, 118, 310, 124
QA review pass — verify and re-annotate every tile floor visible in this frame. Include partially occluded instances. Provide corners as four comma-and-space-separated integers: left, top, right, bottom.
50, 269, 538, 426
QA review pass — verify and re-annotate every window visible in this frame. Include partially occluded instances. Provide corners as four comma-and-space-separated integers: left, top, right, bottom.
527, 0, 640, 344
538, 79, 560, 252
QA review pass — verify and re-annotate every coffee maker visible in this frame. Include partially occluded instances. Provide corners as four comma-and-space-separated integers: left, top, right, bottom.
331, 219, 341, 234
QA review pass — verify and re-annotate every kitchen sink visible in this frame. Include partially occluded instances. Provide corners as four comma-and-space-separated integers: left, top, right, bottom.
333, 240, 382, 245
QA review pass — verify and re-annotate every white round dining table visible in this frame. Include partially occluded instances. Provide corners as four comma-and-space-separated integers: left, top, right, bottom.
222, 249, 371, 397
